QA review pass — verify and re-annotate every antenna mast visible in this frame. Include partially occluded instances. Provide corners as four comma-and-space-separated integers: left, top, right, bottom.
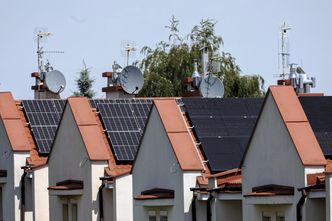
280, 23, 291, 80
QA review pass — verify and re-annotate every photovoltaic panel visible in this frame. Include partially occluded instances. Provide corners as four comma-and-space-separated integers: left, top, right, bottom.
182, 98, 263, 172
91, 99, 152, 162
300, 96, 332, 156
22, 100, 66, 154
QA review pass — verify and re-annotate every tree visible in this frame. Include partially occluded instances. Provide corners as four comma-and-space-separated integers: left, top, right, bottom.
138, 17, 264, 97
73, 61, 96, 98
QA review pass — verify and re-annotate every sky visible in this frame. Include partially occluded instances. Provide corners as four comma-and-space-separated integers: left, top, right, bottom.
1, 0, 331, 99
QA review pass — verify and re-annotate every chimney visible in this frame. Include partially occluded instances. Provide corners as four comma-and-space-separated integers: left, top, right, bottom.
102, 71, 135, 99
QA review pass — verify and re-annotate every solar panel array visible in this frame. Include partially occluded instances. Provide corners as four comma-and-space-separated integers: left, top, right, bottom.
300, 96, 332, 156
91, 99, 152, 162
182, 98, 263, 172
22, 100, 66, 154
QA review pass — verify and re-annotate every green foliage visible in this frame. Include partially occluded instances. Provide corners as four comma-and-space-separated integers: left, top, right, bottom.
73, 61, 96, 98
139, 16, 265, 97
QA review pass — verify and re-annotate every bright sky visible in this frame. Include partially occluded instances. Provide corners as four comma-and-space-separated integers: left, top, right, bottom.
1, 0, 331, 99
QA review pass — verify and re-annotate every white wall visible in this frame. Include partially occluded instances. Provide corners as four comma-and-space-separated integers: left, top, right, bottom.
132, 106, 185, 221
242, 94, 305, 221
114, 174, 133, 221
33, 166, 49, 221
183, 172, 201, 221
91, 162, 108, 221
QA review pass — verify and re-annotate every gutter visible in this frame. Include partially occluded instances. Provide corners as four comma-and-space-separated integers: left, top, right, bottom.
297, 188, 307, 221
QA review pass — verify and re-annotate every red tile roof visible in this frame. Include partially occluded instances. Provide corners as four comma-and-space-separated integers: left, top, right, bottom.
154, 99, 204, 171
269, 86, 326, 166
0, 92, 31, 152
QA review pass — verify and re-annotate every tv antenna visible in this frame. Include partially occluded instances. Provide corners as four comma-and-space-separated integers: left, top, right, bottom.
280, 22, 291, 80
121, 41, 137, 66
34, 31, 66, 97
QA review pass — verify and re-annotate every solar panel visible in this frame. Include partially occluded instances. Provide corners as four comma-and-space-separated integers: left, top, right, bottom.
91, 99, 152, 162
300, 97, 332, 156
182, 98, 263, 172
22, 100, 66, 154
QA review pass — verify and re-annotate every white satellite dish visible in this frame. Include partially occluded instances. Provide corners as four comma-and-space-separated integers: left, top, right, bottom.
44, 70, 66, 94
199, 75, 224, 98
119, 66, 144, 94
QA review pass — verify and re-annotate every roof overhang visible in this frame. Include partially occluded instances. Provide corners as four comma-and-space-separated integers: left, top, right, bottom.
0, 170, 7, 184
244, 184, 294, 204
48, 180, 83, 196
134, 188, 175, 206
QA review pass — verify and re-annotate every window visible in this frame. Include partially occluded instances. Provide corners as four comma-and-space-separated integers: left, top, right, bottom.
71, 204, 77, 221
62, 199, 78, 221
62, 204, 68, 221
148, 210, 168, 221
262, 216, 271, 221
277, 216, 285, 221
160, 211, 168, 221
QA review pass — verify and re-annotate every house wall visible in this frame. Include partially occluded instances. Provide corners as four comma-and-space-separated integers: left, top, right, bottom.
132, 106, 185, 221
103, 188, 113, 221
305, 198, 325, 221
217, 200, 242, 221
242, 94, 306, 221
0, 119, 31, 221
183, 172, 201, 221
49, 105, 94, 221
114, 174, 133, 221
91, 162, 108, 220
33, 165, 49, 221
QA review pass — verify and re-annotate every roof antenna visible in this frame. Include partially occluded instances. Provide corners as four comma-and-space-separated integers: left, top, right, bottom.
280, 22, 291, 80
32, 30, 66, 99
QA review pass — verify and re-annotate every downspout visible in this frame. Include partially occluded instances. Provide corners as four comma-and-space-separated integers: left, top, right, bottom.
98, 181, 105, 221
206, 192, 213, 221
191, 191, 197, 221
297, 188, 307, 221
20, 166, 29, 221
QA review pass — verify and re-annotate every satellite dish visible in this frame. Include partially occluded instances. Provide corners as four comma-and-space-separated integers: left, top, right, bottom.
199, 75, 224, 98
44, 70, 66, 94
119, 66, 144, 94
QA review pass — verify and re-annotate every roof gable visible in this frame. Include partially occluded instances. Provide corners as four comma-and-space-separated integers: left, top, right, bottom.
154, 99, 203, 171
270, 86, 326, 166
68, 97, 110, 161
0, 92, 30, 152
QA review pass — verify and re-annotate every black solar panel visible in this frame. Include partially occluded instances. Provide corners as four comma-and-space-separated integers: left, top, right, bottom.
182, 98, 263, 172
22, 100, 66, 154
300, 97, 332, 156
91, 99, 152, 162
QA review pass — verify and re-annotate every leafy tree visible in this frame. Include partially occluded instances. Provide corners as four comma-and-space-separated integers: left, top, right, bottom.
73, 61, 96, 98
138, 16, 264, 97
